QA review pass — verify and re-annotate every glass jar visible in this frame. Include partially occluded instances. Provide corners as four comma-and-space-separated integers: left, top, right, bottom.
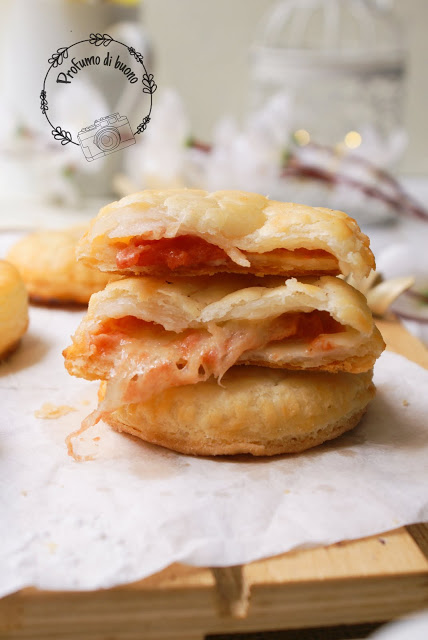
249, 0, 406, 168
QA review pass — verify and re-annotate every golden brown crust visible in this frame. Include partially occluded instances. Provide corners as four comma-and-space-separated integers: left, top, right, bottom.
106, 408, 367, 456
239, 325, 385, 374
7, 227, 120, 305
77, 189, 374, 280
0, 338, 23, 360
0, 260, 29, 359
104, 367, 375, 456
72, 274, 376, 334
96, 263, 341, 279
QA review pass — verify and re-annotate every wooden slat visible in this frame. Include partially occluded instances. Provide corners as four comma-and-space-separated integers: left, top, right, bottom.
206, 625, 385, 640
1, 319, 427, 639
407, 523, 428, 559
1, 572, 427, 640
246, 528, 428, 584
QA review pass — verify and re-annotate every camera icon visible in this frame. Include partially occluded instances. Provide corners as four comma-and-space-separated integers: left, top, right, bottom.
77, 113, 135, 162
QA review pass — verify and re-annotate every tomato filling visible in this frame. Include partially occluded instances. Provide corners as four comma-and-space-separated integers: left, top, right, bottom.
115, 235, 333, 270
91, 311, 342, 362
84, 310, 345, 411
294, 310, 342, 341
116, 236, 226, 270
90, 316, 154, 355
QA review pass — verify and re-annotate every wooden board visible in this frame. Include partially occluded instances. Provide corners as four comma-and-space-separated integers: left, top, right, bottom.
1, 319, 428, 640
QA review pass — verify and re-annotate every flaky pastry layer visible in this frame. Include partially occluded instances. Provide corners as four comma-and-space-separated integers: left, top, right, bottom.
77, 189, 374, 280
105, 367, 375, 456
63, 275, 384, 416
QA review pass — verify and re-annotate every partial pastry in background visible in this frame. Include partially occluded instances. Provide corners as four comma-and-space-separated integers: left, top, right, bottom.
0, 260, 29, 359
76, 189, 375, 281
7, 226, 120, 305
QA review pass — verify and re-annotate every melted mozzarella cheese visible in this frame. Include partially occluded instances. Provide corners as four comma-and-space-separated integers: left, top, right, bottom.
88, 315, 301, 413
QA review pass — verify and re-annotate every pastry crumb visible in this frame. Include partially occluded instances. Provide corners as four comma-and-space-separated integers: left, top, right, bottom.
21, 490, 27, 497
93, 436, 100, 442
402, 399, 409, 407
34, 403, 77, 419
81, 399, 90, 406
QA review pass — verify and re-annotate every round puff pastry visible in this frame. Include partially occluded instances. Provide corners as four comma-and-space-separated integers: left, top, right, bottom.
7, 227, 118, 305
64, 274, 384, 396
76, 189, 375, 281
0, 260, 29, 359
104, 367, 375, 456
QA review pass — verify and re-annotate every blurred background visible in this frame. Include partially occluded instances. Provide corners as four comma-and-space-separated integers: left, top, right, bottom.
0, 0, 427, 335
1, 0, 427, 202
0, 7, 427, 636
146, 0, 427, 176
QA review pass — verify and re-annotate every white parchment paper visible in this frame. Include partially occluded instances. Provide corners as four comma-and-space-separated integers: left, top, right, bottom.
1, 305, 427, 598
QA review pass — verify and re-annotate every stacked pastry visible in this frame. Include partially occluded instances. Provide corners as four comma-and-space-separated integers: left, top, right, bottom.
63, 190, 384, 456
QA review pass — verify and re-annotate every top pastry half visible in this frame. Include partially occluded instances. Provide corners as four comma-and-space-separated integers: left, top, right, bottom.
77, 189, 375, 281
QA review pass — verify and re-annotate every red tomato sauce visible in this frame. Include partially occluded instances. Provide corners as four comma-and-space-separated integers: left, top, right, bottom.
91, 316, 154, 353
116, 235, 227, 270
295, 311, 343, 341
115, 235, 334, 271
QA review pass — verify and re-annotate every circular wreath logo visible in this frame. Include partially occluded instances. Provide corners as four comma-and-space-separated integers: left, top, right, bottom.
40, 33, 156, 162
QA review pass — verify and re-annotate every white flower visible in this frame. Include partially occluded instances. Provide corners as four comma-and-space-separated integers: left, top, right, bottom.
204, 94, 292, 194
347, 125, 407, 170
52, 78, 110, 173
123, 89, 190, 189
